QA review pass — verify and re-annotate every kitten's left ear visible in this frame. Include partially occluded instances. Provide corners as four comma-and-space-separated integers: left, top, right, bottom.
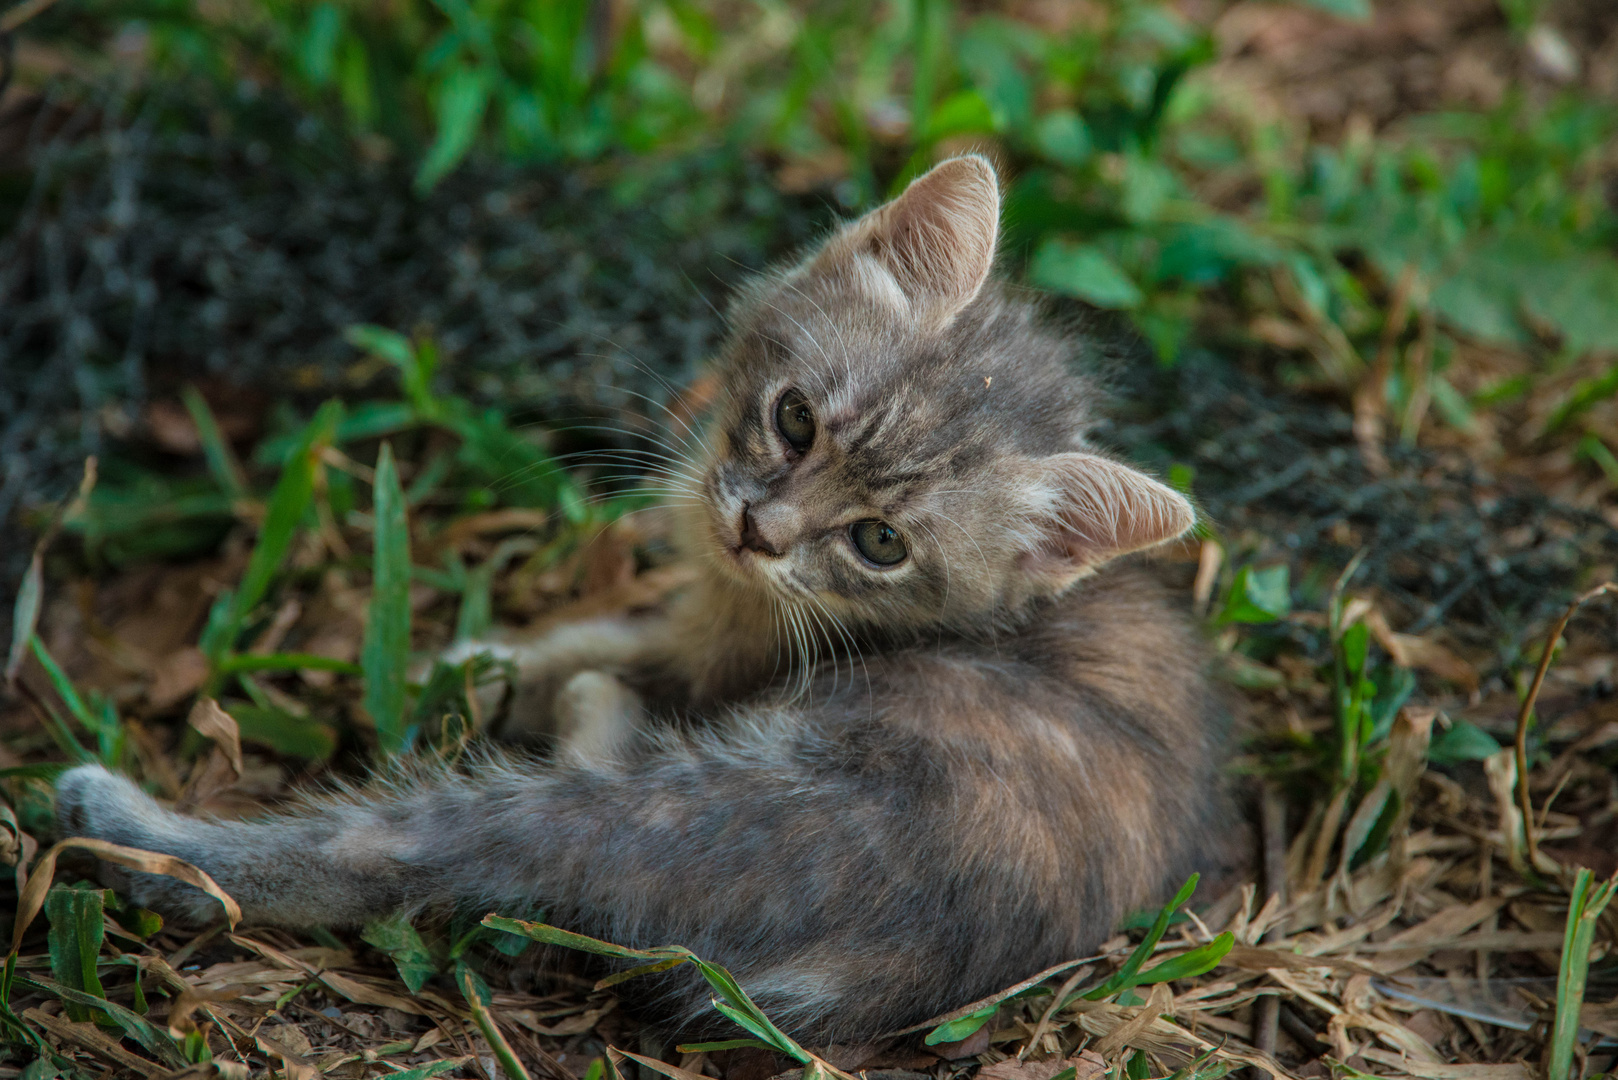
1018, 453, 1195, 590
818, 155, 1001, 327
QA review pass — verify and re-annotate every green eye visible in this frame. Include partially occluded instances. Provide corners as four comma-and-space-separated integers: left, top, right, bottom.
850, 520, 907, 566
775, 389, 815, 452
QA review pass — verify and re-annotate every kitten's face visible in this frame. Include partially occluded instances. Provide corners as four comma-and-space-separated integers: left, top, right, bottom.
676, 157, 1193, 636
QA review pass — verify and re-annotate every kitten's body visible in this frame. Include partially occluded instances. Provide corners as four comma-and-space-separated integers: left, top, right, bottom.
57, 157, 1227, 1043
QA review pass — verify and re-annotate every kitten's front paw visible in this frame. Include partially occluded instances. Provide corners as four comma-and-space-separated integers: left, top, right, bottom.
55, 765, 221, 922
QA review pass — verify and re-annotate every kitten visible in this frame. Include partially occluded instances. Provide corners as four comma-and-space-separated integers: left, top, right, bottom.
55, 155, 1228, 1044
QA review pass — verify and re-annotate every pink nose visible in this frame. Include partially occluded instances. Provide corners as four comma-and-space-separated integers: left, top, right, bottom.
738, 504, 782, 556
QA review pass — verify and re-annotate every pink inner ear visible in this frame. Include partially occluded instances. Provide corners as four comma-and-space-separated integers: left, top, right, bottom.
1036, 454, 1196, 573
870, 156, 999, 311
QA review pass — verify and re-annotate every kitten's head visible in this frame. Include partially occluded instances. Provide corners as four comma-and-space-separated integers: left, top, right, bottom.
680, 155, 1193, 634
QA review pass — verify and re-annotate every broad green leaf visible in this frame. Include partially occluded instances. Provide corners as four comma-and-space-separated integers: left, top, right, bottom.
416, 65, 491, 193
1029, 240, 1144, 310
923, 89, 998, 141
923, 1002, 997, 1045
1034, 109, 1090, 166
298, 2, 344, 86
1427, 721, 1501, 766
364, 442, 414, 755
44, 885, 108, 1023
227, 704, 338, 760
1134, 932, 1234, 984
343, 324, 414, 368
1220, 565, 1290, 624
362, 913, 438, 994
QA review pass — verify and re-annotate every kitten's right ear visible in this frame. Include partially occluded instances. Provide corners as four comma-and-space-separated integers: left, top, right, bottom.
813, 155, 1000, 328
1016, 453, 1196, 592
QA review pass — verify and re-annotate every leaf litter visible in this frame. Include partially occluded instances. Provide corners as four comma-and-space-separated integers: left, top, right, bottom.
5, 5, 1618, 1079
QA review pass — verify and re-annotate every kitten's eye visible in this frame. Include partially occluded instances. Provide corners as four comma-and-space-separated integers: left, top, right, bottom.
774, 389, 815, 452
850, 520, 907, 566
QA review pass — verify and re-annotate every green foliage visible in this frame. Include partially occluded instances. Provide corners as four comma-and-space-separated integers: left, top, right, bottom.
483, 915, 823, 1067
1218, 565, 1291, 625
362, 912, 437, 994
363, 442, 414, 755
44, 884, 109, 1023
1084, 873, 1207, 1002
1427, 720, 1502, 766
1549, 869, 1618, 1080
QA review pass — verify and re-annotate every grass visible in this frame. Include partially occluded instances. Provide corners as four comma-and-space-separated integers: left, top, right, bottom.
3, 0, 1618, 1076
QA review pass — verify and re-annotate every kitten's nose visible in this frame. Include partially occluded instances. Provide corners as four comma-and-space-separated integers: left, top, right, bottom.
738, 503, 782, 556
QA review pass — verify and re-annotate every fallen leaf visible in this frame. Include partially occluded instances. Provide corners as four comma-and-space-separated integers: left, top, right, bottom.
188, 697, 244, 775
12, 836, 241, 952
981, 1049, 1106, 1080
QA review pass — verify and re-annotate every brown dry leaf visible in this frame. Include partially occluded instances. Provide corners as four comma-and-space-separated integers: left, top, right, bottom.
319, 969, 432, 1015
1358, 1048, 1531, 1080
1223, 945, 1381, 978
24, 1006, 165, 1077
510, 999, 616, 1036
11, 836, 240, 952
188, 697, 244, 775
982, 1049, 1106, 1080
610, 1048, 712, 1080
254, 1026, 318, 1080
1094, 982, 1174, 1057
1363, 609, 1478, 691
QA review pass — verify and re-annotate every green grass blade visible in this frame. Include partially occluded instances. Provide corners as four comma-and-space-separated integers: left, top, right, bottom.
217, 652, 363, 676
595, 955, 692, 988
20, 974, 188, 1068
479, 915, 690, 962
28, 635, 97, 733
181, 386, 249, 500
364, 441, 414, 755
1548, 869, 1618, 1080
1086, 873, 1200, 1000
1132, 932, 1234, 986
460, 963, 533, 1080
675, 1040, 776, 1054
202, 400, 341, 660
694, 958, 809, 1062
5, 551, 42, 685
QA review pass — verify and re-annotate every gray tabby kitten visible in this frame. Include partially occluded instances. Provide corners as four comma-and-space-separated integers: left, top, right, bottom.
56, 156, 1226, 1044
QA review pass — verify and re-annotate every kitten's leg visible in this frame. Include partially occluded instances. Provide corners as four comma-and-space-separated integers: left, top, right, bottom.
440, 617, 657, 742
53, 725, 1088, 1040
552, 670, 642, 760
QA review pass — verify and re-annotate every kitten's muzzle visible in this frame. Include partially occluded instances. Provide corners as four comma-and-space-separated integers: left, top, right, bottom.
737, 503, 783, 557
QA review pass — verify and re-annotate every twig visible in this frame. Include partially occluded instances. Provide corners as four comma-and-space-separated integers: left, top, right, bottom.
1513, 583, 1616, 869
1251, 785, 1288, 1080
